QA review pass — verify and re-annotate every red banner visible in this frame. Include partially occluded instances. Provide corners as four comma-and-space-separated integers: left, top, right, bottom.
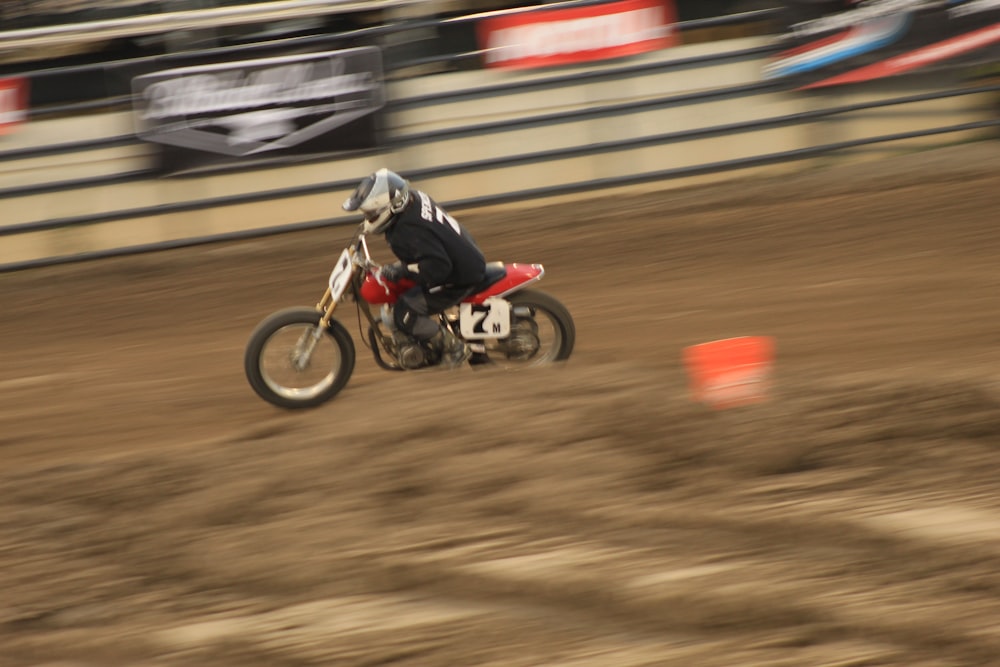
0, 77, 29, 135
477, 0, 678, 70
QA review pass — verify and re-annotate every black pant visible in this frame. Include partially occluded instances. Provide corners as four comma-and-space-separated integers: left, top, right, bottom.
394, 285, 471, 340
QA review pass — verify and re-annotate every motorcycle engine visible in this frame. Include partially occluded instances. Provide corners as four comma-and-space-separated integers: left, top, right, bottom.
381, 306, 437, 370
391, 330, 429, 370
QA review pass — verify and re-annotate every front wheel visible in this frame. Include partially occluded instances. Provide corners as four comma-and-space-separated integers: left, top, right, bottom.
480, 289, 575, 367
244, 307, 356, 409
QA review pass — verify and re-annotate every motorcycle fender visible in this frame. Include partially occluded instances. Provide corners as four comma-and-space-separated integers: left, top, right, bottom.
466, 263, 544, 304
459, 297, 511, 339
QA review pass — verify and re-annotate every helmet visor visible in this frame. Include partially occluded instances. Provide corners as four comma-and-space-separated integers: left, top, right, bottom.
342, 175, 375, 213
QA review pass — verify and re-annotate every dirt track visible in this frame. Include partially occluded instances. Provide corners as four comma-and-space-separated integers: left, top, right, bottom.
2, 142, 1000, 666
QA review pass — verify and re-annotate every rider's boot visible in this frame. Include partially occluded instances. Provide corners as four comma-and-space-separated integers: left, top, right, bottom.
429, 327, 470, 369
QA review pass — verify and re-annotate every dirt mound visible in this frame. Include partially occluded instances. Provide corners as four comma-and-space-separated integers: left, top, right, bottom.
5, 365, 1000, 666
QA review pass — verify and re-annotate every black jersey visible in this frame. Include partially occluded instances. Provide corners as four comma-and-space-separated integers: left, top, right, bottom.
384, 190, 486, 289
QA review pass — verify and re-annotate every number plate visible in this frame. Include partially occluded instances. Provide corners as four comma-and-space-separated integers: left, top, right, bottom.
328, 249, 353, 302
459, 298, 511, 339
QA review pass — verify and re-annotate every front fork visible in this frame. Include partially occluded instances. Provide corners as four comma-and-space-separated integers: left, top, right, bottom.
291, 326, 323, 371
291, 284, 341, 371
316, 285, 337, 328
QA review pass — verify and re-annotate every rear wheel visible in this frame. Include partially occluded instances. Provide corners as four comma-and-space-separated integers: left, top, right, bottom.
480, 289, 575, 367
244, 307, 356, 409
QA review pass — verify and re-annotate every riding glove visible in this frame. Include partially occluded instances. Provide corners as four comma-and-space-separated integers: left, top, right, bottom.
380, 262, 407, 283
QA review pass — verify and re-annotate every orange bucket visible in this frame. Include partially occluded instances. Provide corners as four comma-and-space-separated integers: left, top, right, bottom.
683, 336, 775, 409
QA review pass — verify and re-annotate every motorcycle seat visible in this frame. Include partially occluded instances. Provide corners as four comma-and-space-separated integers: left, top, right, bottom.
476, 261, 507, 292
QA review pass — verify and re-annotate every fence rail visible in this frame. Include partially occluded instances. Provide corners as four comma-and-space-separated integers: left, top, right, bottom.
0, 0, 422, 51
0, 7, 996, 272
7, 6, 782, 119
4, 81, 998, 238
0, 41, 777, 178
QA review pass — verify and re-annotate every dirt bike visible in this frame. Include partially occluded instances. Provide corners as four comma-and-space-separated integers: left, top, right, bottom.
244, 225, 576, 409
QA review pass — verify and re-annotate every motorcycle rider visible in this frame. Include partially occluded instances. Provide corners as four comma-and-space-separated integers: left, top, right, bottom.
342, 167, 486, 368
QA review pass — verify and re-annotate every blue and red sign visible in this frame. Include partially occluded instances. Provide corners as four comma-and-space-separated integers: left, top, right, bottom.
766, 0, 1000, 89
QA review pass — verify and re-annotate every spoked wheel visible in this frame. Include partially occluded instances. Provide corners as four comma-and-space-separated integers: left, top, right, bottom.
480, 289, 575, 367
244, 307, 356, 409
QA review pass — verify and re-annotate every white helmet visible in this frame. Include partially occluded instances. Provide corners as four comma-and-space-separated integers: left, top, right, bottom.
342, 168, 410, 234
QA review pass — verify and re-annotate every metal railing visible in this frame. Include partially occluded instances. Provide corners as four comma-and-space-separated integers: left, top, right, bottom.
3, 81, 997, 239
4, 4, 782, 117
0, 40, 778, 180
1, 5, 996, 272
0, 0, 423, 50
